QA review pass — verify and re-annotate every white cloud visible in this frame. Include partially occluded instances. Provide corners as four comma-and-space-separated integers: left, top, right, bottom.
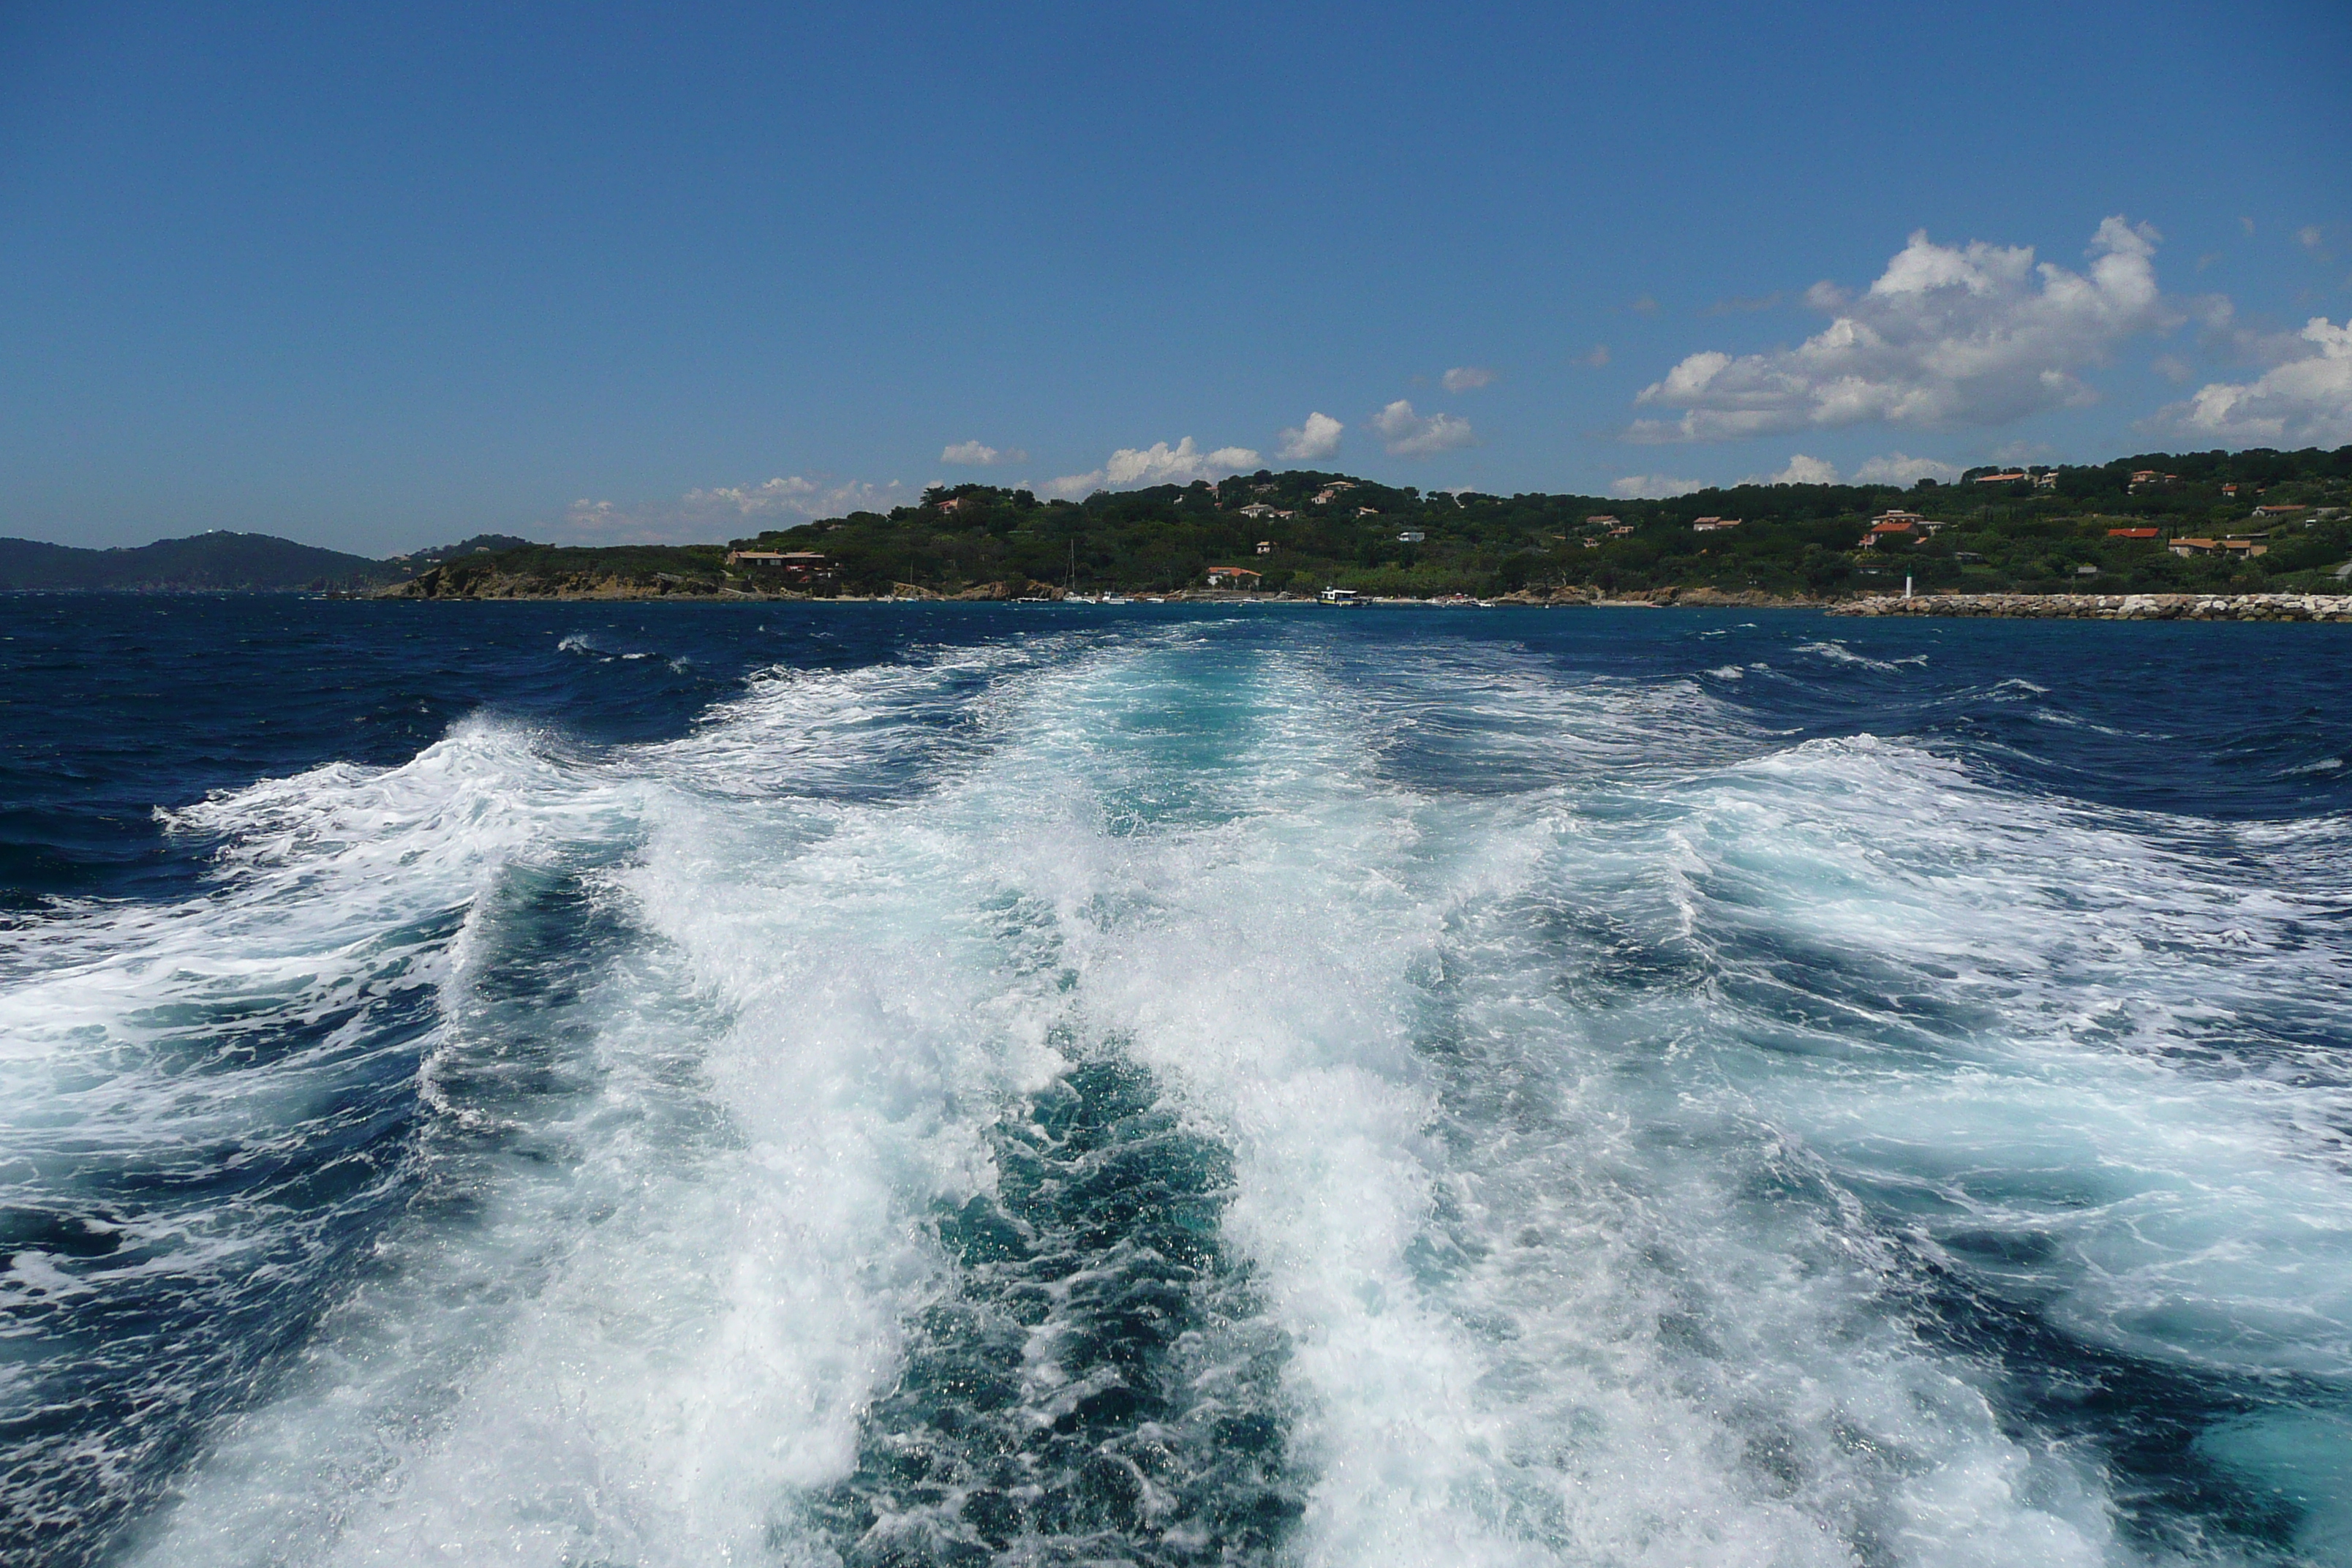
1609, 474, 1704, 499
1745, 454, 1842, 486
2299, 225, 2324, 251
1659, 452, 1963, 493
1441, 366, 1496, 393
1275, 412, 1344, 461
2147, 316, 2352, 445
684, 476, 908, 516
1627, 217, 2172, 442
565, 475, 908, 541
1044, 437, 1261, 500
1851, 452, 1962, 485
1371, 399, 1477, 456
1581, 344, 1612, 368
2152, 353, 2193, 384
941, 440, 1025, 466
1107, 438, 1259, 485
565, 499, 630, 535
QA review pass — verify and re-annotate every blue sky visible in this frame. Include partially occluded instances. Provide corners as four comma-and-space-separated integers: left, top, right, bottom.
2, 0, 2348, 552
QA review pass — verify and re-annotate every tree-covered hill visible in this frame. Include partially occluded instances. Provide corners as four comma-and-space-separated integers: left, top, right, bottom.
719, 445, 2352, 599
0, 531, 392, 591
40, 446, 2346, 600
383, 541, 734, 598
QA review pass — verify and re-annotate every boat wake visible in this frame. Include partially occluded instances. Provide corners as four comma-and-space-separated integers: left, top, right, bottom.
5, 620, 2350, 1566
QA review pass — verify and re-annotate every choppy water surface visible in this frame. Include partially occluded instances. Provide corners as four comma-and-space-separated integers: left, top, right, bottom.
4, 596, 2352, 1566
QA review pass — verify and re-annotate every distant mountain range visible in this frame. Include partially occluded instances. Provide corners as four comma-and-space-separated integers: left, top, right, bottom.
0, 531, 548, 591
0, 531, 399, 591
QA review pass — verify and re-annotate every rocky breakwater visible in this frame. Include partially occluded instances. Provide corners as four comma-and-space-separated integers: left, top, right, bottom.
1831, 592, 2352, 622
1500, 586, 1823, 608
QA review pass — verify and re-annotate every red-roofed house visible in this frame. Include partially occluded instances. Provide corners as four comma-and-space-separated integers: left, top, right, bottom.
727, 550, 836, 587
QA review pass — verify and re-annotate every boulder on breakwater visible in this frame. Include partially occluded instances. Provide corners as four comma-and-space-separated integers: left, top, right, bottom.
1831, 592, 2352, 622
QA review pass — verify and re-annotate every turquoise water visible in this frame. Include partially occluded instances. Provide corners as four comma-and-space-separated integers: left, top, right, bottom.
4, 597, 2351, 1565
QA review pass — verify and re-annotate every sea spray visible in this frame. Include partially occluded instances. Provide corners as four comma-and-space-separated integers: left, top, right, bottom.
4, 601, 2348, 1566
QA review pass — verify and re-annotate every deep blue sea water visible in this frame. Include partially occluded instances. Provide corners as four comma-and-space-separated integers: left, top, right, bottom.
4, 595, 2351, 1566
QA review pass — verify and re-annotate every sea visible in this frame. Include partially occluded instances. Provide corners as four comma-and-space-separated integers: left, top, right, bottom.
4, 595, 2352, 1567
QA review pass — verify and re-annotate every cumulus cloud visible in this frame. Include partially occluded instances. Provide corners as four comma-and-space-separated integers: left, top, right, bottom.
2146, 316, 2352, 445
1851, 452, 1962, 485
1626, 217, 2172, 442
1735, 453, 1962, 486
1275, 412, 1344, 461
941, 440, 1025, 466
1745, 454, 1842, 486
683, 476, 910, 516
1371, 399, 1477, 456
1441, 366, 1496, 393
565, 499, 630, 534
565, 475, 908, 541
1044, 437, 1261, 500
1609, 474, 1704, 499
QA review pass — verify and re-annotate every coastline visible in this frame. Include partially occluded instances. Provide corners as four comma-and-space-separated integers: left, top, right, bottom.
1831, 591, 2352, 622
362, 572, 2352, 622
366, 574, 1834, 609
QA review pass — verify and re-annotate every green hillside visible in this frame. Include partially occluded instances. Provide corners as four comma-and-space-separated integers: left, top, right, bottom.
26, 446, 2348, 600
720, 445, 2352, 598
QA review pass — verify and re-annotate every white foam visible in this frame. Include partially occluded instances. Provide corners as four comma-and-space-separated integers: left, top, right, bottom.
1795, 639, 1929, 673
67, 624, 2347, 1566
1644, 736, 2352, 1383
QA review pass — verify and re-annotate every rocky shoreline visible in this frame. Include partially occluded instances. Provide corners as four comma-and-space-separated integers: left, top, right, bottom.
1831, 592, 2352, 622
369, 571, 2352, 622
368, 576, 1821, 607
